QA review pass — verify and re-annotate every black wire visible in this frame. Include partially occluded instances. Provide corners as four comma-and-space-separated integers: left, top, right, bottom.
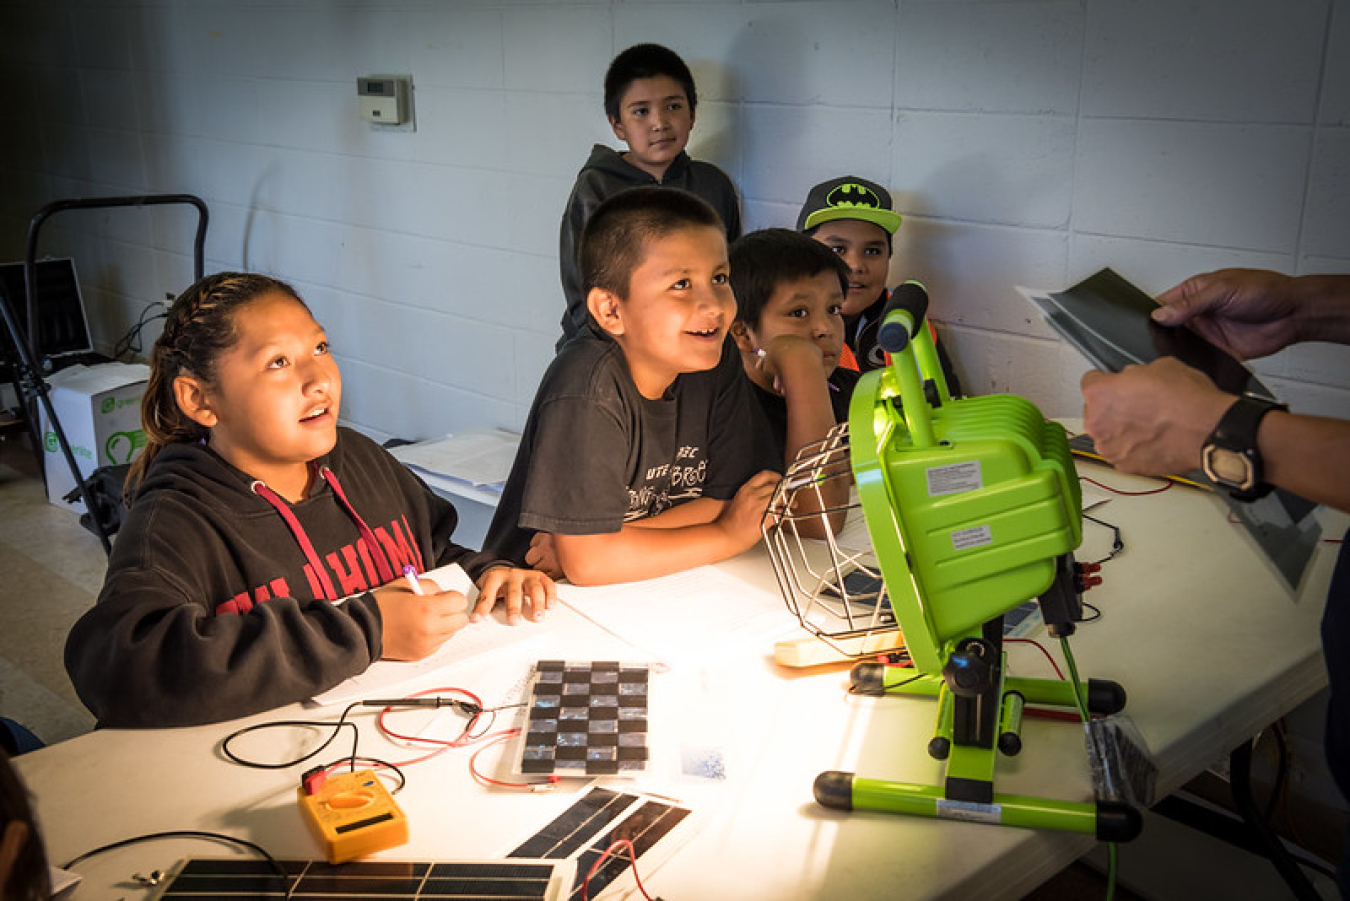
111, 301, 168, 361
220, 702, 363, 770
220, 703, 416, 794
464, 702, 526, 741
1080, 600, 1101, 623
1083, 512, 1124, 566
61, 829, 297, 900
339, 756, 408, 794
1230, 739, 1321, 900
1261, 723, 1290, 828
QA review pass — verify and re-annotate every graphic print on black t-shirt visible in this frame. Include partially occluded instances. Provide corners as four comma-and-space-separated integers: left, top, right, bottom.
626, 443, 709, 520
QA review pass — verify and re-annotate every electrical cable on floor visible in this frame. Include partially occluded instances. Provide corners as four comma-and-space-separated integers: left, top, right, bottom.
1230, 738, 1322, 900
1258, 722, 1289, 829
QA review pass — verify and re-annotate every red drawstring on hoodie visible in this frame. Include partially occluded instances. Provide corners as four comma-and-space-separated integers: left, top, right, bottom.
249, 467, 397, 603
320, 465, 396, 585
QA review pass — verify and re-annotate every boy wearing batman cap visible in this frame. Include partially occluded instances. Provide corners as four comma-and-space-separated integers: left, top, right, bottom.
797, 175, 962, 395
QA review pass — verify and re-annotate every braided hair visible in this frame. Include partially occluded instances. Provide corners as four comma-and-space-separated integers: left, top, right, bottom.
125, 272, 306, 499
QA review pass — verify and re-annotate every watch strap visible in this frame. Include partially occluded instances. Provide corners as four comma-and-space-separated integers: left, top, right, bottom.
1204, 394, 1287, 500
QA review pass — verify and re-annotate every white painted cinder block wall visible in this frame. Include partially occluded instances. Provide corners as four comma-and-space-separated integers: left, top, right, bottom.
0, 0, 1346, 443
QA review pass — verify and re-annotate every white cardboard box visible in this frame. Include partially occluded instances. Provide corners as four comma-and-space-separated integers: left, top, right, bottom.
38, 362, 150, 512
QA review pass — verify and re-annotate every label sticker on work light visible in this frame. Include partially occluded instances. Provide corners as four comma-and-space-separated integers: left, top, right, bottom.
951, 524, 992, 551
927, 460, 982, 497
935, 798, 1002, 825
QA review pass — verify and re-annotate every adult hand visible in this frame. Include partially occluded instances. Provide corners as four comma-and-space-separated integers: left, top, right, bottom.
1152, 269, 1303, 360
1080, 357, 1234, 478
471, 565, 557, 625
373, 580, 470, 661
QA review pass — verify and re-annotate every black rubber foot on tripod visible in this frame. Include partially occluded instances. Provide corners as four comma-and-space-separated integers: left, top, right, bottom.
814, 771, 855, 811
850, 662, 886, 695
1088, 679, 1127, 715
1097, 800, 1142, 842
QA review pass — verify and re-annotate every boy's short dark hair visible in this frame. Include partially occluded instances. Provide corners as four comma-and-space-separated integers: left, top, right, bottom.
729, 229, 850, 328
580, 187, 723, 298
604, 43, 698, 120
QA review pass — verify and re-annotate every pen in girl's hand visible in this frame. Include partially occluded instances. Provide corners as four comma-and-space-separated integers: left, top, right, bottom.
402, 564, 425, 596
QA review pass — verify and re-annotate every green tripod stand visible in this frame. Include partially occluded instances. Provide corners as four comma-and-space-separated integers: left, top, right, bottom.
764, 282, 1142, 842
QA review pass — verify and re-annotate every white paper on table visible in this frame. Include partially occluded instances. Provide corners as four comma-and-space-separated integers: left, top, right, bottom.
555, 565, 798, 668
833, 505, 873, 554
309, 563, 543, 707
389, 430, 519, 489
50, 865, 81, 898
1081, 482, 1111, 512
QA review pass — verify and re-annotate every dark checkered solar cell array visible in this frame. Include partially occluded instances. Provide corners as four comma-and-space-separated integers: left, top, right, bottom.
156, 858, 562, 899
508, 787, 691, 901
519, 660, 649, 777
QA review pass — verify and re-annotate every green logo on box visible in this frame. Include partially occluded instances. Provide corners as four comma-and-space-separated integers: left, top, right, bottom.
43, 430, 91, 459
101, 397, 116, 414
105, 430, 147, 464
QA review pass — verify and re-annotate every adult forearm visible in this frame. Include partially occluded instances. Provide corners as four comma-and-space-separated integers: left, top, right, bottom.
1258, 410, 1350, 514
1290, 274, 1350, 346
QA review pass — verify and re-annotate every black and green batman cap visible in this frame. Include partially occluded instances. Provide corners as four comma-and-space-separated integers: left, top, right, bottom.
796, 175, 902, 235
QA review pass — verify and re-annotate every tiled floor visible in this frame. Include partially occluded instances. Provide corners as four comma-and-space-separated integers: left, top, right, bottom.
0, 426, 1342, 898
0, 430, 100, 745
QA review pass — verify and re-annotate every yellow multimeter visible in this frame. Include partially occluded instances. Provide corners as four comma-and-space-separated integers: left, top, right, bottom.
297, 768, 408, 863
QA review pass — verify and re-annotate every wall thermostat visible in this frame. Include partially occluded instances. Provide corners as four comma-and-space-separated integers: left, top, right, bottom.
357, 75, 411, 125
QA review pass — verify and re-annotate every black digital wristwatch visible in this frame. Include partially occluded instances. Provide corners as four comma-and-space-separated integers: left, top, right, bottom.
1200, 394, 1287, 501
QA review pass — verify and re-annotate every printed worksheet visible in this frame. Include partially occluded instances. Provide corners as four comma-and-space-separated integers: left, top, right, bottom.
556, 565, 800, 668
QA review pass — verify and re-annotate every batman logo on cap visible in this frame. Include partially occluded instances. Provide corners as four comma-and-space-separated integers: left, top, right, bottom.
825, 182, 882, 211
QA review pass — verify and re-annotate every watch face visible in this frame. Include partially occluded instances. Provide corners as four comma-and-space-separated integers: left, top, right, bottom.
1204, 446, 1254, 489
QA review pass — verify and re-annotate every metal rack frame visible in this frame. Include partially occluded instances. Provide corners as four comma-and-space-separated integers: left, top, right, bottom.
0, 193, 207, 554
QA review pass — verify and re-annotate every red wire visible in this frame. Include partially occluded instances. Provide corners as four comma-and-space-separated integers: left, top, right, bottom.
467, 728, 556, 789
582, 838, 654, 901
1005, 637, 1066, 681
373, 686, 488, 768
1079, 474, 1173, 496
1004, 639, 1093, 722
371, 688, 562, 789
1025, 708, 1084, 722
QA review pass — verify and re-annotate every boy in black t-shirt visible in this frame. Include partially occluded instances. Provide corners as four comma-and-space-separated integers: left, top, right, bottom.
488, 188, 776, 586
557, 43, 742, 349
